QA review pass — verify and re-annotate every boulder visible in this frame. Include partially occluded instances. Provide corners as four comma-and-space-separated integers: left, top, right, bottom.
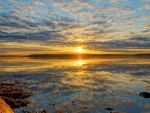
0, 98, 14, 113
140, 92, 150, 98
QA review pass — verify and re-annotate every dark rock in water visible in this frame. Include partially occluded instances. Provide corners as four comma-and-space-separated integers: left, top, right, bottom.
2, 96, 29, 108
105, 107, 115, 111
110, 111, 127, 113
42, 110, 48, 113
51, 103, 56, 106
72, 101, 76, 105
83, 106, 88, 109
56, 109, 63, 113
0, 81, 33, 109
105, 108, 127, 113
110, 111, 120, 113
22, 109, 48, 113
1, 82, 15, 86
110, 111, 119, 113
140, 92, 150, 98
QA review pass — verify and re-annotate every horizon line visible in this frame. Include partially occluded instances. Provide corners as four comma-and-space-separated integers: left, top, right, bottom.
0, 53, 150, 57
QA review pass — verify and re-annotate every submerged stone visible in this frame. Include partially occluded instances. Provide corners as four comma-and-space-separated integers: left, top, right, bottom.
105, 107, 115, 111
140, 92, 150, 98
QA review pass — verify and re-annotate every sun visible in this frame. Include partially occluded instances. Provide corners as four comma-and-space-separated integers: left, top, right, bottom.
76, 47, 84, 53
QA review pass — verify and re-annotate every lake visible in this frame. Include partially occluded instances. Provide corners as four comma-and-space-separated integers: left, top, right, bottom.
0, 57, 150, 113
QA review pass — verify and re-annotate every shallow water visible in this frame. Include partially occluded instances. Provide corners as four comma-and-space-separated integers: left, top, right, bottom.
0, 57, 150, 113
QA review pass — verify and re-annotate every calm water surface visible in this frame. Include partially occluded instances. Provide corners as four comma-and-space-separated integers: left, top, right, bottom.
0, 57, 150, 113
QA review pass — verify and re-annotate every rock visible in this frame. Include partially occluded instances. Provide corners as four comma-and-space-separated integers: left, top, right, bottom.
105, 108, 127, 113
52, 103, 56, 106
0, 98, 14, 113
2, 96, 29, 108
42, 110, 48, 113
1, 82, 15, 86
0, 81, 32, 108
72, 101, 76, 105
140, 92, 150, 98
110, 110, 127, 113
110, 111, 119, 113
22, 109, 48, 113
83, 106, 88, 109
105, 107, 115, 111
56, 109, 63, 113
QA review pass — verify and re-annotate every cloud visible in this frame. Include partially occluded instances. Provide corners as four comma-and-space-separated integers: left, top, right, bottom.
110, 0, 128, 3
144, 4, 150, 9
86, 36, 150, 51
138, 15, 150, 20
143, 0, 150, 2
0, 0, 149, 54
114, 7, 134, 14
34, 1, 47, 6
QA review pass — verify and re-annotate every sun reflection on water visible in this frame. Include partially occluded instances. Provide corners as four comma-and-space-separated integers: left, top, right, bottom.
76, 59, 86, 66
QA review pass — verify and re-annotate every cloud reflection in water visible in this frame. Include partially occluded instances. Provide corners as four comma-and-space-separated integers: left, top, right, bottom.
0, 57, 150, 113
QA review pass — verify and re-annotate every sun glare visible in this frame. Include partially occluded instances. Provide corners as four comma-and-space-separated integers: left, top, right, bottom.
77, 60, 85, 66
76, 47, 84, 53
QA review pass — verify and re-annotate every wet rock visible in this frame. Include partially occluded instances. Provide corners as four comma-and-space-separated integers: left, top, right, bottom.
15, 79, 24, 84
105, 108, 126, 113
83, 106, 88, 109
1, 82, 15, 86
51, 103, 56, 106
110, 110, 127, 113
0, 87, 32, 99
50, 99, 58, 107
105, 107, 115, 111
72, 101, 76, 105
22, 109, 48, 113
56, 109, 63, 113
110, 111, 119, 113
140, 92, 150, 98
2, 96, 29, 108
0, 81, 32, 109
42, 110, 48, 113
0, 98, 14, 113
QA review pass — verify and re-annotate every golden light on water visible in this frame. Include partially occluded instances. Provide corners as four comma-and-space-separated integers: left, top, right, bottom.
77, 60, 85, 66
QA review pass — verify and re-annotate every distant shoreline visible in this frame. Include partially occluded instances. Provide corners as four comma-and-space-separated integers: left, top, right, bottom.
0, 53, 149, 59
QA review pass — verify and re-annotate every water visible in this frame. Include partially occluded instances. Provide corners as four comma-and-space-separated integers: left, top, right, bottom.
0, 57, 150, 113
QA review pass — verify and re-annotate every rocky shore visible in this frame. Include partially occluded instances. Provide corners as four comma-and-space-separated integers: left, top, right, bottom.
0, 80, 32, 113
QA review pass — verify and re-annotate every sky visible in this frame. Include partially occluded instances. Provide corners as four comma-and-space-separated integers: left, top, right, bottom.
0, 0, 150, 55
